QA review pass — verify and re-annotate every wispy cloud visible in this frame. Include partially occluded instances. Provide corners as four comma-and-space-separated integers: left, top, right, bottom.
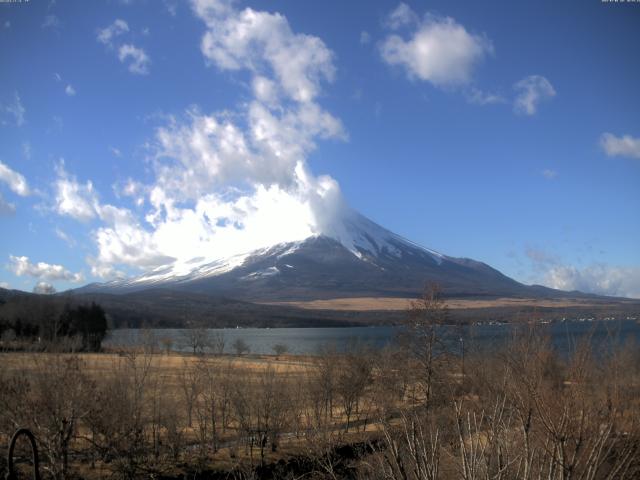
0, 160, 30, 196
65, 84, 76, 96
118, 44, 151, 75
600, 133, 640, 160
513, 75, 556, 115
466, 87, 506, 106
55, 227, 77, 247
542, 169, 557, 180
97, 19, 129, 45
97, 19, 150, 75
22, 142, 32, 160
1, 92, 26, 126
385, 3, 419, 30
42, 14, 61, 30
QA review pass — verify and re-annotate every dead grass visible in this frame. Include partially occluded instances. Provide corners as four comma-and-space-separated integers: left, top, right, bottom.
0, 351, 316, 376
262, 296, 615, 311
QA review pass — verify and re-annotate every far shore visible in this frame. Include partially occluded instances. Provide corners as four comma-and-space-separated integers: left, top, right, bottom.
261, 295, 638, 311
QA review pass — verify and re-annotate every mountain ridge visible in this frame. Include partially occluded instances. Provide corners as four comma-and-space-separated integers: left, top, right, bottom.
75, 210, 569, 302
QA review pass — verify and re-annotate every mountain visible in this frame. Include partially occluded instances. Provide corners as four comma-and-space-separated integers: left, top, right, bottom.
6, 210, 640, 328
77, 210, 564, 301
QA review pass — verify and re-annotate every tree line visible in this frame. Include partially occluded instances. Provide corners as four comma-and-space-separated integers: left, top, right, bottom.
0, 294, 108, 352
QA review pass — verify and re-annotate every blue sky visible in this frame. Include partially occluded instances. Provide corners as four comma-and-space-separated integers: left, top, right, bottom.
0, 0, 639, 297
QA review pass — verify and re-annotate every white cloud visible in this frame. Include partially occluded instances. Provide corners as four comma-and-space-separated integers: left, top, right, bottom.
97, 19, 129, 45
97, 20, 150, 75
9, 255, 84, 283
50, 165, 173, 274
193, 0, 335, 103
116, 178, 145, 207
118, 44, 151, 74
542, 169, 557, 180
0, 161, 30, 196
53, 72, 62, 82
385, 3, 419, 30
152, 101, 343, 203
110, 146, 122, 157
33, 282, 57, 294
165, 1, 178, 17
545, 264, 640, 299
359, 31, 371, 45
513, 75, 556, 115
53, 162, 100, 221
525, 247, 640, 299
50, 0, 348, 280
92, 204, 175, 272
65, 84, 76, 96
466, 87, 506, 106
380, 7, 493, 87
252, 76, 279, 105
0, 281, 9, 289
2, 92, 26, 126
599, 133, 640, 160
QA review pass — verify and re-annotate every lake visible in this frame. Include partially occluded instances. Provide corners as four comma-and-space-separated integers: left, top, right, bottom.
104, 319, 640, 355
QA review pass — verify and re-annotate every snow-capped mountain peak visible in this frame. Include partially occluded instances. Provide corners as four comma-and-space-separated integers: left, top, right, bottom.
78, 208, 531, 301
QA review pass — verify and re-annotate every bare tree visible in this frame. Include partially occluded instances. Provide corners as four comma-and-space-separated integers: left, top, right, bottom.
405, 283, 448, 409
178, 359, 201, 428
211, 331, 225, 355
181, 328, 211, 355
369, 410, 441, 480
232, 338, 251, 356
272, 343, 288, 358
35, 355, 93, 479
335, 347, 372, 432
83, 350, 154, 479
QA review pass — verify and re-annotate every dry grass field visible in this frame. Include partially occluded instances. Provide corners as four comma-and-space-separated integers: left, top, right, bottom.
0, 351, 316, 377
263, 296, 620, 311
1, 320, 639, 479
0, 349, 397, 479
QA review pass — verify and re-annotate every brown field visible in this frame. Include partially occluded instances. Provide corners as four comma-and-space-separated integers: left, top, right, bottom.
263, 296, 616, 311
0, 349, 396, 478
2, 325, 639, 479
0, 351, 315, 376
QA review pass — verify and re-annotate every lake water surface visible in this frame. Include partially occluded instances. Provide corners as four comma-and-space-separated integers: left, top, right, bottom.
104, 319, 640, 355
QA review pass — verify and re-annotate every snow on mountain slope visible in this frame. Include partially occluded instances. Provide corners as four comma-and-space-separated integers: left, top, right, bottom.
91, 209, 444, 290
76, 208, 541, 301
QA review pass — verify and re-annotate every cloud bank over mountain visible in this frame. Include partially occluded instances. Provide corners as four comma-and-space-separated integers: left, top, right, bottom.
53, 0, 350, 280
